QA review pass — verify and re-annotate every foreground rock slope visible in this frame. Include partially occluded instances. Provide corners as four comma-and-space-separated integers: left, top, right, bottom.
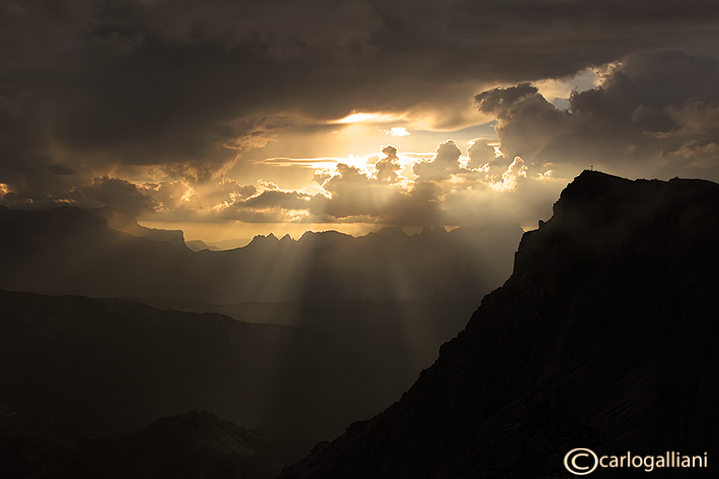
280, 171, 719, 478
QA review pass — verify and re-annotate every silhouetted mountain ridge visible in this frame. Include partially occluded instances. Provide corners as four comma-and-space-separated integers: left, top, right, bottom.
279, 170, 719, 478
0, 205, 517, 303
95, 207, 188, 249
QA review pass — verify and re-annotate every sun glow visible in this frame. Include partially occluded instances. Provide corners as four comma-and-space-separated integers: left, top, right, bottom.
382, 127, 410, 137
332, 112, 406, 124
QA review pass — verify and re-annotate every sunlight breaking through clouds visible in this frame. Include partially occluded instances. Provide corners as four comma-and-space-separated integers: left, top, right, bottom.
4, 44, 719, 243
112, 138, 564, 236
332, 112, 406, 124
2, 0, 719, 247
381, 127, 411, 137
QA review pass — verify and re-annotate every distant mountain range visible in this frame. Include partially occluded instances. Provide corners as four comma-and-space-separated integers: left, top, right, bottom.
0, 199, 520, 472
0, 205, 519, 303
279, 171, 719, 478
186, 239, 223, 251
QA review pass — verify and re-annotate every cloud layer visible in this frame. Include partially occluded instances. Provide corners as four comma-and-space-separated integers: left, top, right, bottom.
2, 1, 719, 232
478, 51, 719, 180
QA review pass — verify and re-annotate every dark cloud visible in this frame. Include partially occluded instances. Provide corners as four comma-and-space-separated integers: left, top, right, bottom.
0, 0, 94, 70
0, 175, 156, 216
476, 84, 569, 163
476, 51, 719, 180
2, 1, 719, 217
73, 177, 157, 216
476, 84, 540, 116
44, 164, 76, 176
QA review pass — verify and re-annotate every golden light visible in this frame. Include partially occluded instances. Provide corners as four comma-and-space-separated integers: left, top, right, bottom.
332, 112, 405, 124
340, 153, 374, 171
180, 186, 196, 202
384, 127, 410, 137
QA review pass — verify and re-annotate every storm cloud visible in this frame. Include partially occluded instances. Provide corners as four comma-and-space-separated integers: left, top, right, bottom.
2, 1, 719, 230
478, 51, 719, 181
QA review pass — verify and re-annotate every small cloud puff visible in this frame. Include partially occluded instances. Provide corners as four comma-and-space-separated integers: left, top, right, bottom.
413, 140, 462, 180
381, 127, 410, 137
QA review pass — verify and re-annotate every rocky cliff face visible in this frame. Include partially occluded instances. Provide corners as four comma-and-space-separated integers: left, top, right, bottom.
279, 171, 719, 479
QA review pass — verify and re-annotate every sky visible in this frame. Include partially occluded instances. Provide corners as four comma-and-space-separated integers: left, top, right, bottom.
3, 0, 719, 243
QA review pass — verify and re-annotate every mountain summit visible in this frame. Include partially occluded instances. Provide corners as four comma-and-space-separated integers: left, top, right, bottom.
279, 171, 719, 478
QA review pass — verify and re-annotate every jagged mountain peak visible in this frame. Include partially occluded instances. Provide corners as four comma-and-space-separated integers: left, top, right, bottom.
246, 232, 280, 246
417, 225, 448, 237
373, 226, 409, 238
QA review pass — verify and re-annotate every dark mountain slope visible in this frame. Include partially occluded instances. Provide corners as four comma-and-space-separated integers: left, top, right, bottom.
91, 410, 279, 479
1, 410, 280, 479
129, 297, 480, 372
279, 171, 719, 479
0, 290, 446, 460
